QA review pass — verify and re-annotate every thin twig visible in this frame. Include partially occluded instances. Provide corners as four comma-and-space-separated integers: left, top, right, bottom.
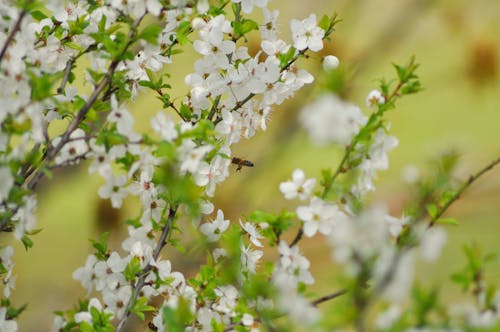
428, 156, 500, 228
57, 56, 76, 94
0, 10, 27, 63
116, 205, 178, 332
311, 288, 348, 306
290, 228, 303, 247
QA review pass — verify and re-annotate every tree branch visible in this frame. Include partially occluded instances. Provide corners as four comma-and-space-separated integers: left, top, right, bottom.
428, 155, 500, 228
0, 9, 27, 63
311, 288, 348, 306
116, 205, 179, 332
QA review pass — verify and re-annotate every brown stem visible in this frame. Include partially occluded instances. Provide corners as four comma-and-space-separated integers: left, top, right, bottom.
311, 288, 348, 306
428, 156, 500, 228
116, 205, 178, 332
0, 10, 27, 63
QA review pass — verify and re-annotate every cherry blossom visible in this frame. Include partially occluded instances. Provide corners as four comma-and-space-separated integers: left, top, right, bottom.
290, 14, 325, 52
279, 168, 317, 201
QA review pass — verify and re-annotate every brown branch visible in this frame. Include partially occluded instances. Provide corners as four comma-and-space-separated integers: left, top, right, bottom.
0, 10, 27, 63
428, 155, 500, 228
311, 288, 348, 306
116, 205, 178, 332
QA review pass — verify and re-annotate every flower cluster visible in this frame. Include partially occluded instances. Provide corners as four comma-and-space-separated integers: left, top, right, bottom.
0, 0, 498, 331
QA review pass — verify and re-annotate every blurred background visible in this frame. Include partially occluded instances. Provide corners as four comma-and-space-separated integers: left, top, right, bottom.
7, 0, 500, 330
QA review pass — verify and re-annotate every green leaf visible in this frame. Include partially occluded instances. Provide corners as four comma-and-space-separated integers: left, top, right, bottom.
124, 256, 142, 281
318, 14, 331, 31
21, 235, 34, 250
426, 204, 438, 219
233, 18, 259, 37
30, 10, 47, 21
138, 24, 162, 45
131, 297, 155, 321
90, 232, 109, 260
436, 217, 458, 226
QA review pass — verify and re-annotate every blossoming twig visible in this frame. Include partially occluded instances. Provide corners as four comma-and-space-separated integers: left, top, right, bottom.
0, 9, 27, 63
116, 205, 178, 332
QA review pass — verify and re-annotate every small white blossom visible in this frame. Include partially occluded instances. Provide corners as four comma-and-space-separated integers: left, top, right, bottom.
419, 227, 447, 262
241, 245, 263, 273
300, 94, 367, 145
53, 128, 89, 165
200, 209, 230, 242
279, 168, 316, 201
0, 166, 14, 203
290, 14, 324, 52
0, 308, 17, 332
98, 174, 128, 208
240, 220, 264, 247
297, 197, 344, 237
323, 55, 339, 70
366, 89, 385, 106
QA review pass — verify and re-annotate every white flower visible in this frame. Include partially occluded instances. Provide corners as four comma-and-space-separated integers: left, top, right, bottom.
290, 14, 325, 52
240, 220, 264, 247
352, 129, 398, 196
323, 55, 339, 70
213, 248, 227, 262
213, 285, 238, 314
151, 112, 178, 142
376, 305, 402, 329
366, 89, 385, 106
107, 95, 140, 140
0, 166, 14, 203
297, 197, 344, 237
73, 255, 98, 294
419, 227, 447, 262
0, 307, 17, 332
241, 245, 263, 273
53, 128, 89, 165
279, 168, 316, 200
200, 209, 230, 242
98, 174, 128, 208
178, 140, 213, 174
231, 0, 269, 14
275, 241, 314, 286
300, 94, 367, 145
102, 285, 132, 319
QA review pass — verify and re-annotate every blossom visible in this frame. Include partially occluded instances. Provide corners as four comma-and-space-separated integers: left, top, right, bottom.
275, 241, 314, 286
296, 197, 344, 237
352, 129, 398, 196
241, 245, 263, 273
323, 55, 339, 70
231, 0, 269, 14
290, 14, 324, 52
279, 168, 316, 200
240, 220, 264, 247
0, 166, 14, 203
98, 174, 128, 208
200, 209, 230, 242
213, 285, 238, 314
0, 307, 17, 332
151, 112, 178, 142
53, 128, 89, 165
300, 93, 367, 145
419, 227, 447, 262
366, 89, 386, 106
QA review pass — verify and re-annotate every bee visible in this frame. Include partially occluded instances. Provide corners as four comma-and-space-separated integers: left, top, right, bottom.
231, 157, 254, 171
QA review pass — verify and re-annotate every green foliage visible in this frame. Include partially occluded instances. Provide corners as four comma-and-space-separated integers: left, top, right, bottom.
131, 297, 155, 321
138, 24, 162, 45
248, 210, 295, 246
162, 297, 195, 332
90, 232, 109, 260
124, 256, 142, 282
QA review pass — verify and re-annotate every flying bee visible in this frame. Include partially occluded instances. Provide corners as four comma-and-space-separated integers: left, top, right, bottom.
231, 157, 254, 171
